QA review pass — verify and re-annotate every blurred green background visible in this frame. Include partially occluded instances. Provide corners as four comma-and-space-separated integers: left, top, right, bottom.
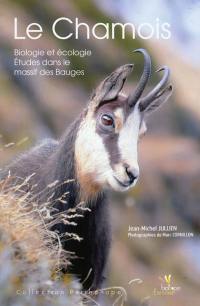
0, 1, 200, 305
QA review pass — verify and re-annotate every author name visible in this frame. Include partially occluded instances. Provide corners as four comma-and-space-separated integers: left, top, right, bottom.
128, 225, 178, 232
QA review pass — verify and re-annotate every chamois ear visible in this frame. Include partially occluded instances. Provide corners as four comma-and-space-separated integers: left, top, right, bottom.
89, 64, 133, 109
141, 84, 172, 115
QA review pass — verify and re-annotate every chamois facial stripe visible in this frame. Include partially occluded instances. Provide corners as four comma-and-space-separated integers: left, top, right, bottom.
96, 106, 126, 167
118, 103, 141, 170
103, 132, 121, 166
103, 107, 125, 166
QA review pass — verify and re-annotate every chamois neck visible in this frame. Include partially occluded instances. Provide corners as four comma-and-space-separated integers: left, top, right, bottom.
44, 117, 80, 207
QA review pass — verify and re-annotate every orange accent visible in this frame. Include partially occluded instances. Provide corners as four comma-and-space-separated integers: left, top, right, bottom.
76, 164, 101, 201
115, 116, 123, 132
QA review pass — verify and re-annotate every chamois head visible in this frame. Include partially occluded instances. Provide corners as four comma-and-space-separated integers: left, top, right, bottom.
75, 49, 172, 197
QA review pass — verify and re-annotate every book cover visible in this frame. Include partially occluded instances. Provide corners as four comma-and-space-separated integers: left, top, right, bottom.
0, 1, 199, 305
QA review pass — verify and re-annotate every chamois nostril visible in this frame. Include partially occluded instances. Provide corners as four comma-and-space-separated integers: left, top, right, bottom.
125, 167, 138, 185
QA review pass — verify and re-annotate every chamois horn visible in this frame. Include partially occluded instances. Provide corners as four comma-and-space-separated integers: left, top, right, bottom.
139, 66, 170, 111
128, 48, 151, 107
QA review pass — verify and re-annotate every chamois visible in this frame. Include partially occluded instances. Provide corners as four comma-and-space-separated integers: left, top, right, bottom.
1, 49, 172, 290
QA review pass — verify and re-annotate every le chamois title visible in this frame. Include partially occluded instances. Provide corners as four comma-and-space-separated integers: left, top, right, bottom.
14, 17, 171, 40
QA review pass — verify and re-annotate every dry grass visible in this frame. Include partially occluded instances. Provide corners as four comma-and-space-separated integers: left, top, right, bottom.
0, 173, 91, 279
0, 176, 86, 305
0, 177, 68, 272
0, 173, 92, 272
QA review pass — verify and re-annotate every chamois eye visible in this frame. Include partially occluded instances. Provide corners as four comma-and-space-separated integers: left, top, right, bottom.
101, 114, 115, 128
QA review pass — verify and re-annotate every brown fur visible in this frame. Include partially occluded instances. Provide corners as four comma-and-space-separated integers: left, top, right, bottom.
77, 168, 101, 201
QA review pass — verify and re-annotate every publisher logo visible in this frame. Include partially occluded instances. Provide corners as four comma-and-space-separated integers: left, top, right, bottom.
164, 274, 171, 285
153, 274, 181, 296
